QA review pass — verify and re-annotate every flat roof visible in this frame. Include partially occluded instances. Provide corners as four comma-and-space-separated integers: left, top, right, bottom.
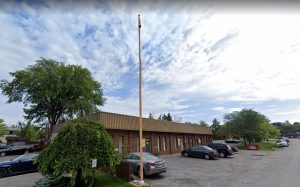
85, 111, 212, 135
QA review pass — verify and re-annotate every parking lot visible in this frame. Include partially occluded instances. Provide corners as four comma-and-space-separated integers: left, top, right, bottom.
145, 139, 300, 187
0, 139, 299, 187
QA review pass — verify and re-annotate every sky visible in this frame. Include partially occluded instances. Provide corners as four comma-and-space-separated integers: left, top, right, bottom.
1, 0, 300, 126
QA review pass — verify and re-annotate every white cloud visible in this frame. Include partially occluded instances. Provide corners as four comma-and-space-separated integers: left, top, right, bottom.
1, 1, 300, 125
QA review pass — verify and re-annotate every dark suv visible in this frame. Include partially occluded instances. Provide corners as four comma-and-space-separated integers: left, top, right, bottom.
206, 143, 233, 158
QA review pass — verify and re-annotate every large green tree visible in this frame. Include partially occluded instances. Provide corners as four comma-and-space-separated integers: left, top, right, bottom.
0, 58, 105, 140
36, 119, 119, 187
221, 109, 274, 145
0, 119, 7, 137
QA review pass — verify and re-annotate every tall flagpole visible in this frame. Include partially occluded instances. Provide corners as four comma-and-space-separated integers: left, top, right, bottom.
138, 14, 144, 184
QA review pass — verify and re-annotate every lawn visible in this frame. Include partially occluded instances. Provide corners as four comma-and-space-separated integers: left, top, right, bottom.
93, 170, 134, 187
236, 141, 277, 151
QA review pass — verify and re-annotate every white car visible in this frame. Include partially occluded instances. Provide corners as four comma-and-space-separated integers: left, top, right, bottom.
276, 140, 288, 147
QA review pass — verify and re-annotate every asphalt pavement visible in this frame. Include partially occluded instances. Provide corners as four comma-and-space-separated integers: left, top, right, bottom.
145, 139, 300, 187
0, 139, 299, 187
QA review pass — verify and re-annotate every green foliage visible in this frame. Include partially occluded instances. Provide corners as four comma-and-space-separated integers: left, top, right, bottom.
17, 121, 38, 141
199, 120, 208, 127
273, 121, 300, 135
0, 58, 105, 139
36, 119, 120, 186
236, 141, 277, 151
148, 113, 154, 119
158, 113, 173, 121
93, 170, 134, 187
0, 119, 7, 137
220, 109, 277, 144
211, 118, 221, 138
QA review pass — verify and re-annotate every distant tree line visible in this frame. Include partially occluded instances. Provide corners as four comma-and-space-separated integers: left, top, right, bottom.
149, 112, 173, 121
272, 121, 300, 135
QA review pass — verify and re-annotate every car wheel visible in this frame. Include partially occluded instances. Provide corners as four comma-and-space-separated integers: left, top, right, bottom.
184, 152, 188, 157
0, 168, 7, 178
0, 152, 5, 157
204, 154, 210, 160
219, 152, 225, 158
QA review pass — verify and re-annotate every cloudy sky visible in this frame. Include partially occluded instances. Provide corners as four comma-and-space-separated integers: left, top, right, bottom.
1, 0, 300, 126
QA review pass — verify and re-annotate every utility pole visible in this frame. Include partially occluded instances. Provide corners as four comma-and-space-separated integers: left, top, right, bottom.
138, 14, 144, 184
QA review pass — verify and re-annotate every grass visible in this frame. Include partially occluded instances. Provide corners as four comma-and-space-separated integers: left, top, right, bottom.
93, 170, 134, 187
236, 141, 277, 151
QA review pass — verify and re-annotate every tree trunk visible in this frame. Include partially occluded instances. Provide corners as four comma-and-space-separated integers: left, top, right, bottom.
75, 168, 84, 187
46, 123, 55, 143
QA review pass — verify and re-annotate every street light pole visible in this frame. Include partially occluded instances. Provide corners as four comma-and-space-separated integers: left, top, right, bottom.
138, 14, 144, 184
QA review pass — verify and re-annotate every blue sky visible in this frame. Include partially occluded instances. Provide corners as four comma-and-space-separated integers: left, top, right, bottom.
1, 1, 300, 126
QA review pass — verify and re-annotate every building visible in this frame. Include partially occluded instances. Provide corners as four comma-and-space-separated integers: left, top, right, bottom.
0, 126, 21, 143
53, 111, 213, 155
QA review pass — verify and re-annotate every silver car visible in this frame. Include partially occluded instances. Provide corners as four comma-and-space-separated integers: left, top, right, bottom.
124, 152, 167, 177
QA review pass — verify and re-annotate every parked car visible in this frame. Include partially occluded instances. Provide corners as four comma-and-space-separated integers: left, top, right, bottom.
280, 137, 289, 143
229, 145, 239, 153
206, 143, 233, 158
276, 140, 288, 147
0, 143, 7, 149
181, 146, 219, 160
0, 153, 39, 177
124, 152, 167, 177
0, 144, 35, 157
0, 142, 27, 150
225, 139, 241, 144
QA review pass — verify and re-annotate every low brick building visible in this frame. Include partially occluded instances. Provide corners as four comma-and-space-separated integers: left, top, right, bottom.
53, 111, 213, 155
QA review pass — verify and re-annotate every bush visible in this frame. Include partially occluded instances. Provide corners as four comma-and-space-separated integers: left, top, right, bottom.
36, 119, 120, 186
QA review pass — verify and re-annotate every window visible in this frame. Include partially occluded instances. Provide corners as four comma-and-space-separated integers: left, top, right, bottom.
163, 136, 166, 151
137, 137, 140, 152
174, 137, 178, 150
157, 136, 160, 152
119, 136, 125, 153
132, 155, 139, 160
180, 139, 184, 150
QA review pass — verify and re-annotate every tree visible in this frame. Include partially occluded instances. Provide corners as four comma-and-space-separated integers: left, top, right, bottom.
17, 121, 38, 141
0, 58, 105, 140
221, 109, 271, 145
166, 113, 173, 121
211, 118, 221, 138
36, 119, 120, 187
158, 114, 162, 120
199, 120, 208, 127
149, 112, 154, 119
0, 119, 7, 137
158, 113, 173, 121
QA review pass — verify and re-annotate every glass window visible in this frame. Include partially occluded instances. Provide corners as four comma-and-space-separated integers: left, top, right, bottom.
132, 155, 139, 160
174, 137, 178, 150
157, 136, 160, 152
119, 136, 125, 153
163, 136, 166, 151
137, 137, 140, 152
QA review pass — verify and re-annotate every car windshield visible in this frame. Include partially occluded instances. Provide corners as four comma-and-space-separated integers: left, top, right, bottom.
12, 154, 38, 161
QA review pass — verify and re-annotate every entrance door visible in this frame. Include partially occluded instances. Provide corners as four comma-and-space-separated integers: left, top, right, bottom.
145, 138, 152, 153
